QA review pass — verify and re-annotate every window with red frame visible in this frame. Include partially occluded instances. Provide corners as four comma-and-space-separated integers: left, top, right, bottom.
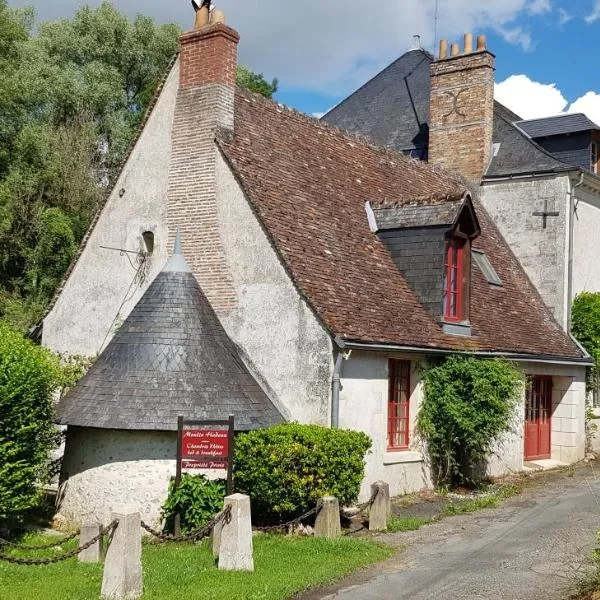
388, 360, 411, 450
443, 238, 466, 321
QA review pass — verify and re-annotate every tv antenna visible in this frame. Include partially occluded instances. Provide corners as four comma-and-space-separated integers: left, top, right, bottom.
433, 0, 440, 54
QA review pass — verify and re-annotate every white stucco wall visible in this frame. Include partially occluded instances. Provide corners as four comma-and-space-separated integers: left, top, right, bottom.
214, 152, 333, 424
42, 63, 180, 356
340, 352, 587, 500
58, 428, 177, 527
480, 176, 570, 329
572, 186, 600, 297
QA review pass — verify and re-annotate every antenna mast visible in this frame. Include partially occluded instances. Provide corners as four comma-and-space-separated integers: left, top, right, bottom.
433, 0, 440, 54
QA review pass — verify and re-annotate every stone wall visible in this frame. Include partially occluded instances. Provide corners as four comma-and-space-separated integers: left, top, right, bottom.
480, 176, 570, 328
58, 428, 177, 527
214, 152, 333, 425
42, 63, 179, 356
572, 185, 600, 297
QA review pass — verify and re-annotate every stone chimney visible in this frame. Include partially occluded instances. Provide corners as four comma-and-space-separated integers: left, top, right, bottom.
428, 33, 495, 182
166, 4, 239, 311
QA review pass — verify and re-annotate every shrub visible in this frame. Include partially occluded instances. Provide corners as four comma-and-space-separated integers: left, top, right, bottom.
0, 322, 60, 524
233, 423, 372, 523
161, 474, 225, 533
417, 355, 522, 489
572, 292, 600, 393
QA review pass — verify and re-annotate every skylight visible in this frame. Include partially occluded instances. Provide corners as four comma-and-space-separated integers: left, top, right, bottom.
472, 250, 502, 286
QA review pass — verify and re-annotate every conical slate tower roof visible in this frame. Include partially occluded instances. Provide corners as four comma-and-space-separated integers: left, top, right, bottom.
56, 235, 284, 431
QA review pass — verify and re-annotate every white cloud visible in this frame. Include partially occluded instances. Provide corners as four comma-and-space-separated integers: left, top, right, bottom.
557, 8, 573, 26
586, 0, 600, 23
7, 0, 551, 95
495, 75, 600, 126
569, 92, 600, 125
495, 75, 567, 119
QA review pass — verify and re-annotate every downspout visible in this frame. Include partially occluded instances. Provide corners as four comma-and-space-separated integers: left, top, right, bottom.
567, 172, 585, 331
331, 337, 352, 428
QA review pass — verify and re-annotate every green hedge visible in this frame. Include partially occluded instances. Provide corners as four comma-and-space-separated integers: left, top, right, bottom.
233, 423, 371, 523
0, 322, 60, 523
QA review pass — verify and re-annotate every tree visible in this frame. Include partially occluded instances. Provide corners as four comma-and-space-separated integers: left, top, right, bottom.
572, 292, 600, 394
236, 65, 278, 99
0, 322, 60, 524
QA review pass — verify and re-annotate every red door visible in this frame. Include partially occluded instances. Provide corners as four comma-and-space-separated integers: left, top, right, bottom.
524, 376, 552, 460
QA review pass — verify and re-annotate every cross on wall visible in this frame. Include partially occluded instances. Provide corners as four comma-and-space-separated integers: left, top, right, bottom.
532, 199, 559, 229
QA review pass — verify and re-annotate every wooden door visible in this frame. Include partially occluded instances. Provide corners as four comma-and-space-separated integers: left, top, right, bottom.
524, 376, 552, 460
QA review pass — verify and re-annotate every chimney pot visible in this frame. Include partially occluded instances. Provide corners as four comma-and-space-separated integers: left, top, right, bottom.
210, 9, 226, 25
439, 39, 448, 59
450, 43, 460, 57
464, 33, 473, 54
194, 4, 210, 30
476, 34, 486, 51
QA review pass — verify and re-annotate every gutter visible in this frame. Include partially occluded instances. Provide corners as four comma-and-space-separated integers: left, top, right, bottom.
340, 341, 594, 367
331, 337, 352, 428
482, 168, 578, 183
567, 172, 585, 331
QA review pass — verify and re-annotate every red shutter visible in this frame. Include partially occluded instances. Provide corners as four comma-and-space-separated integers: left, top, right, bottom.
443, 239, 465, 321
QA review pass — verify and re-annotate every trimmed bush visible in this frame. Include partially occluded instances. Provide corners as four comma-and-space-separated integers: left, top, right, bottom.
161, 474, 225, 533
417, 355, 522, 489
233, 423, 371, 523
0, 322, 60, 524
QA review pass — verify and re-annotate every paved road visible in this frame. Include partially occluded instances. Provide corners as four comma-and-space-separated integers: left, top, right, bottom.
308, 463, 600, 600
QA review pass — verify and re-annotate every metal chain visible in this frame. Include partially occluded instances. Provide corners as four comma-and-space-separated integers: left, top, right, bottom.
253, 502, 322, 533
141, 505, 232, 544
0, 530, 80, 551
355, 486, 380, 513
0, 520, 118, 566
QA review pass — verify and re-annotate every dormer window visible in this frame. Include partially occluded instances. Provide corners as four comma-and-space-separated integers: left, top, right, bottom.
443, 237, 467, 322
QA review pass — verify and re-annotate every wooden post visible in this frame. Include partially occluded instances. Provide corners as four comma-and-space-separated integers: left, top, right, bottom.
174, 415, 183, 536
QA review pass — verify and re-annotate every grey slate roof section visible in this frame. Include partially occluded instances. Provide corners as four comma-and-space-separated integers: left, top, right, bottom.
373, 201, 463, 230
487, 109, 574, 177
517, 113, 600, 138
56, 257, 284, 431
322, 47, 577, 177
322, 49, 432, 157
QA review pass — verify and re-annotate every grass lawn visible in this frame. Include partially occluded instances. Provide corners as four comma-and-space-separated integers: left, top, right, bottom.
0, 533, 393, 600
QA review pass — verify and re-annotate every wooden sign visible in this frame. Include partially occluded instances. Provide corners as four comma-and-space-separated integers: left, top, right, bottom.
175, 415, 234, 495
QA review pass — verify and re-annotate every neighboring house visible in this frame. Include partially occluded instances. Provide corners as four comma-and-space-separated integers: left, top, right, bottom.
43, 14, 591, 521
323, 35, 600, 335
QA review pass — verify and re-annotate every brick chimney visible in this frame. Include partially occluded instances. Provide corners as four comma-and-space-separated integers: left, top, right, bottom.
428, 33, 495, 182
166, 5, 239, 311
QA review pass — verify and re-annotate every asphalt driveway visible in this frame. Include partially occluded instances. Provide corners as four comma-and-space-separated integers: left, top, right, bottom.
303, 462, 600, 600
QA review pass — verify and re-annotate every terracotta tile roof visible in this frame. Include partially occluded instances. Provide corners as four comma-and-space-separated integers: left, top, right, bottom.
218, 89, 583, 359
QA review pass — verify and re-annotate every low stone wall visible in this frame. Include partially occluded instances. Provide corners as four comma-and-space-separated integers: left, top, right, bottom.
57, 427, 177, 527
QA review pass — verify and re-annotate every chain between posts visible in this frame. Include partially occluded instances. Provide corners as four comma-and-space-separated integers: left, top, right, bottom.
140, 504, 232, 544
0, 520, 118, 565
0, 530, 80, 551
355, 485, 380, 513
253, 501, 323, 533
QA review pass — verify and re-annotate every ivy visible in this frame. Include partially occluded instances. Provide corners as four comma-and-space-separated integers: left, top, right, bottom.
417, 355, 522, 489
572, 292, 600, 394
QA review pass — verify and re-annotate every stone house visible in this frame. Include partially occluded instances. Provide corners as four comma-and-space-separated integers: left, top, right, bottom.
44, 11, 591, 523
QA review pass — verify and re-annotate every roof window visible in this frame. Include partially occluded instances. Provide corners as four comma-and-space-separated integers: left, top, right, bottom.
472, 249, 502, 286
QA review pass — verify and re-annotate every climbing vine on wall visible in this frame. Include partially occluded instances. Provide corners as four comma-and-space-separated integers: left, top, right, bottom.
572, 292, 600, 395
417, 355, 523, 489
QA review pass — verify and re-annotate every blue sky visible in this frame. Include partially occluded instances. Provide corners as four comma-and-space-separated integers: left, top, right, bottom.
8, 0, 600, 122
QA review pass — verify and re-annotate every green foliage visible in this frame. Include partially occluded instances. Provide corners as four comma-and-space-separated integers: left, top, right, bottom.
572, 292, 600, 394
233, 423, 371, 523
385, 516, 432, 532
161, 474, 225, 533
236, 65, 278, 99
0, 322, 60, 524
417, 356, 522, 488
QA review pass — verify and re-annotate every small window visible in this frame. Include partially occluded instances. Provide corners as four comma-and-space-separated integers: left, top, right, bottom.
442, 238, 466, 322
592, 142, 598, 175
472, 249, 502, 286
388, 360, 411, 450
142, 231, 154, 255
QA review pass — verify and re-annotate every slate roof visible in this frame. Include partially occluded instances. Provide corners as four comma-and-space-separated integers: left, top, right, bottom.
56, 242, 284, 431
322, 50, 576, 178
373, 199, 464, 230
217, 89, 583, 359
322, 49, 432, 157
517, 113, 600, 138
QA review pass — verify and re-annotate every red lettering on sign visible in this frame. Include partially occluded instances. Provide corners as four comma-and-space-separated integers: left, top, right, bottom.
182, 429, 228, 460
